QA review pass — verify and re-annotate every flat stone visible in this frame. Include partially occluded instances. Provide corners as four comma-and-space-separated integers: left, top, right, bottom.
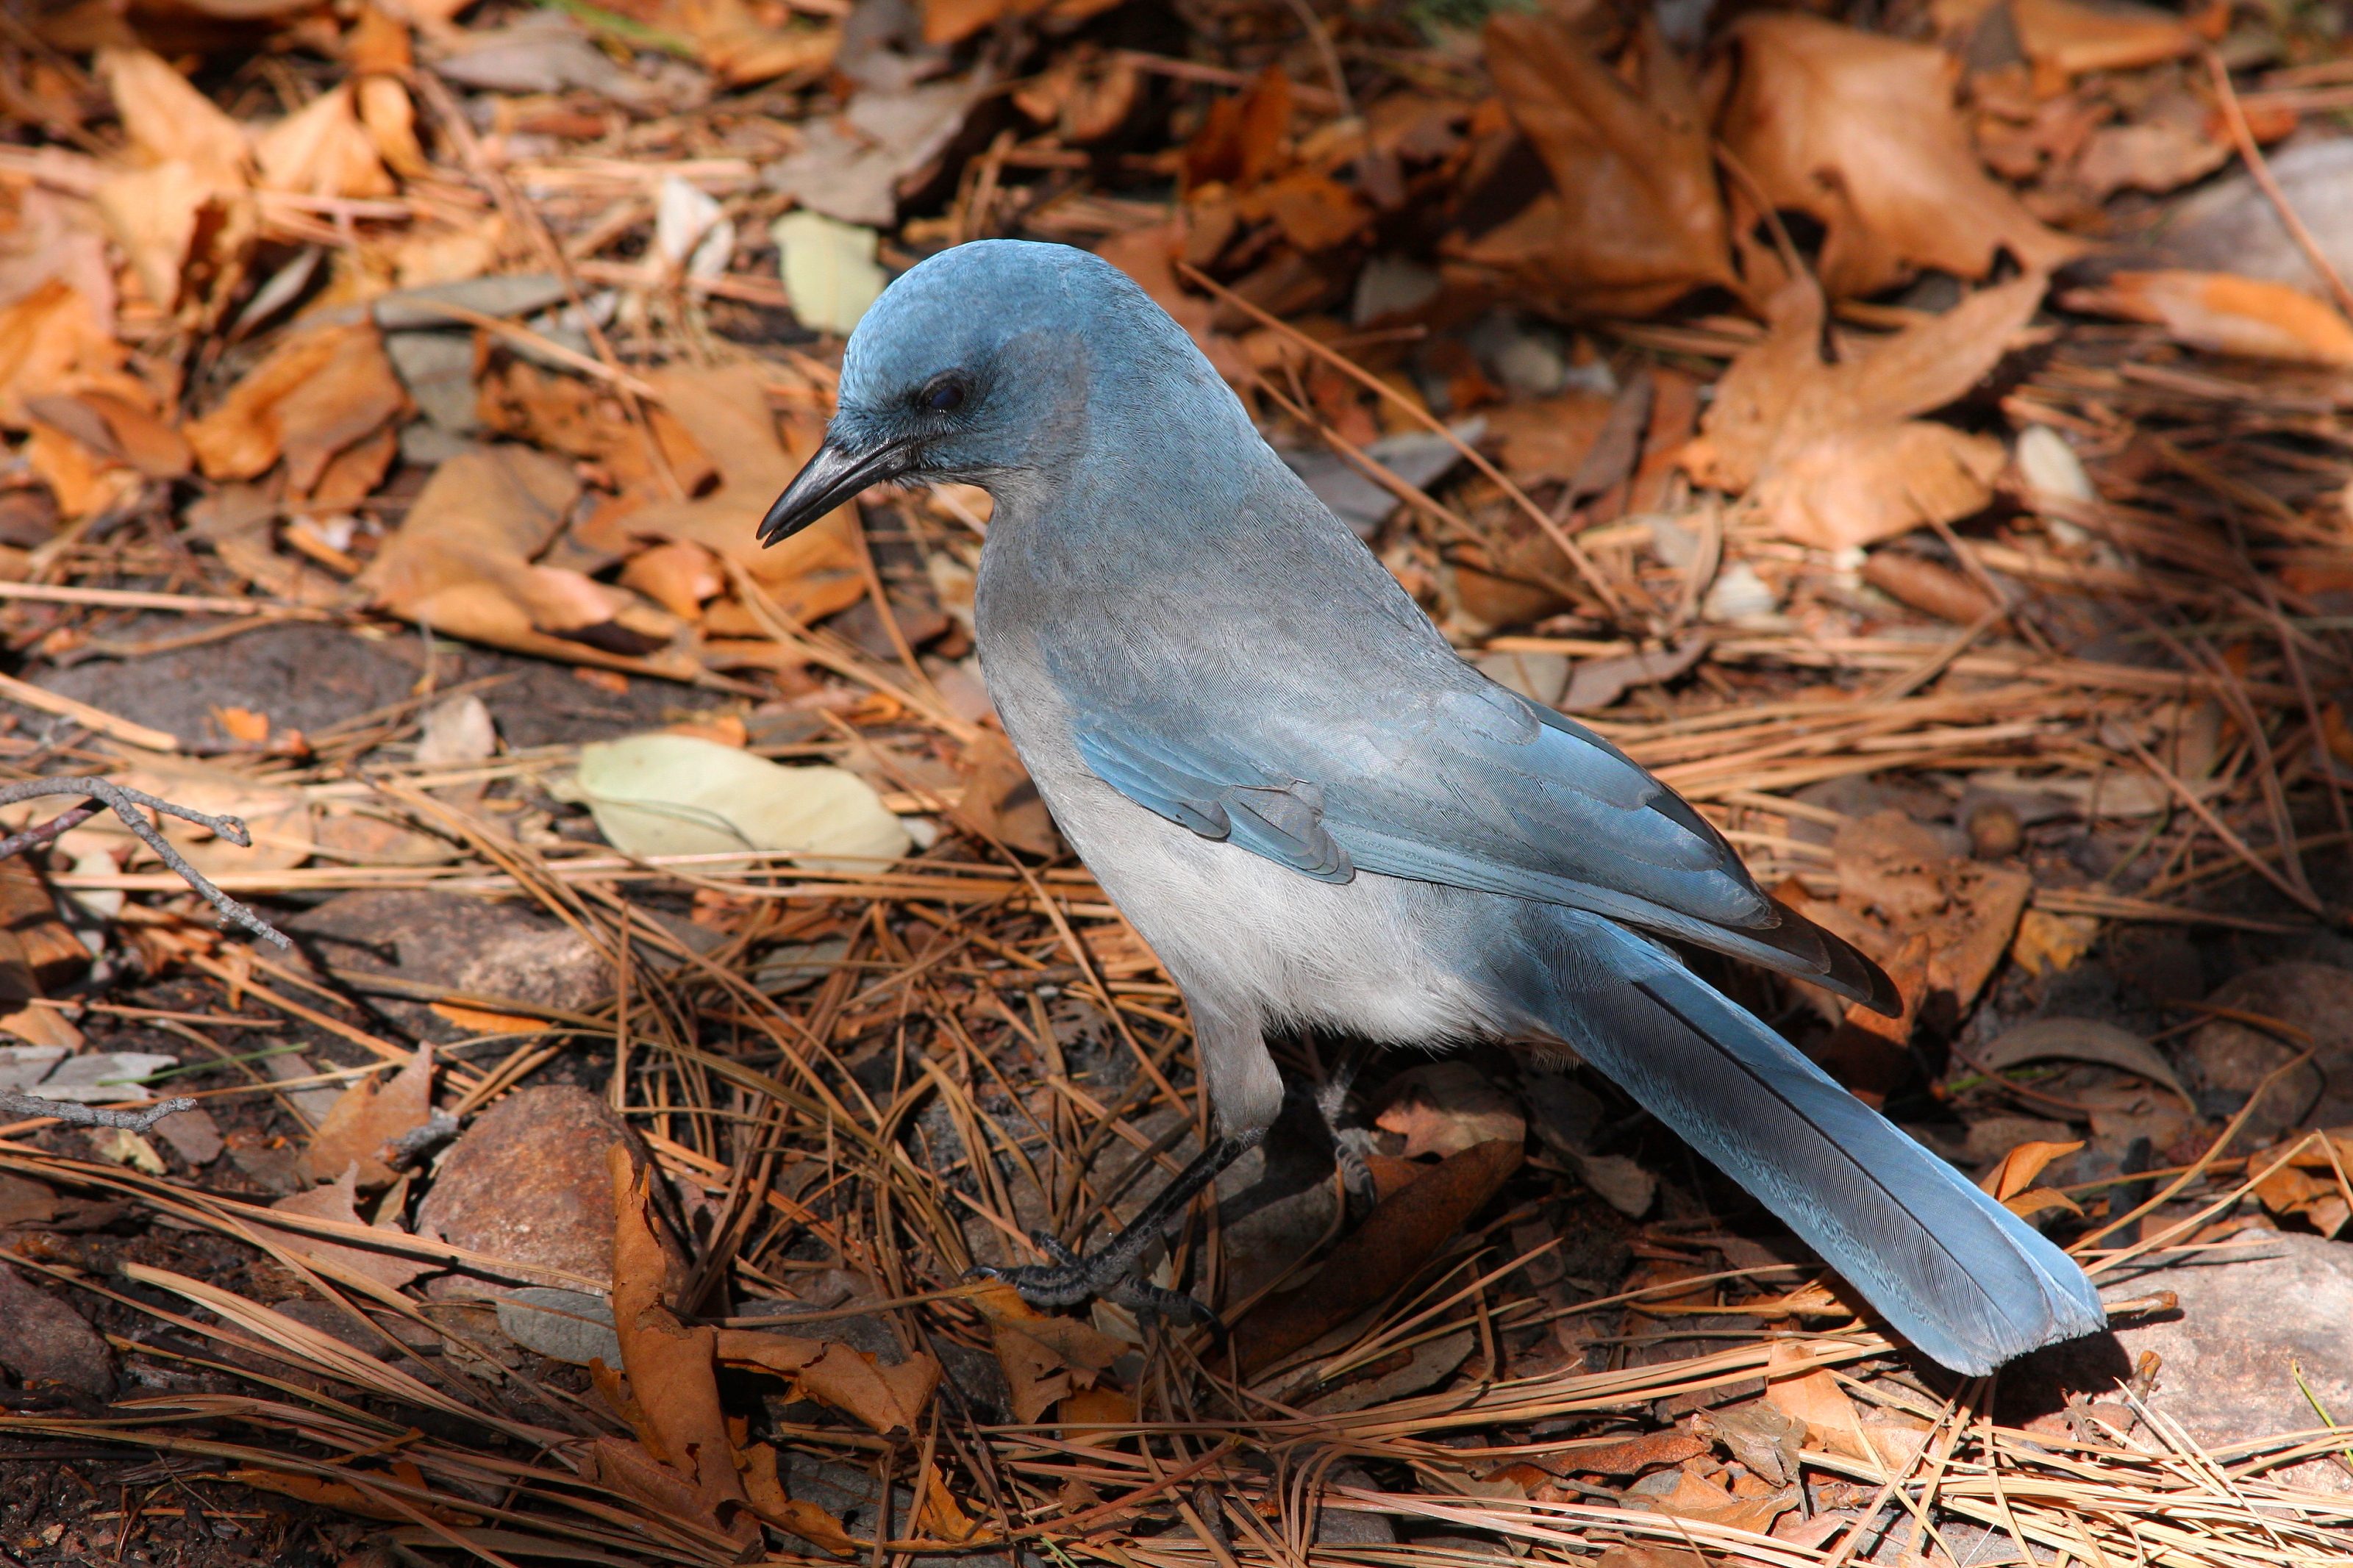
2014, 1232, 2353, 1489
2186, 963, 2353, 1136
0, 1257, 114, 1397
35, 622, 415, 748
414, 1085, 644, 1297
290, 889, 608, 1022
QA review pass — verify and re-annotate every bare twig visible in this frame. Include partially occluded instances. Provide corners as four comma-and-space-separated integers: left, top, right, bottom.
0, 1091, 197, 1131
0, 778, 290, 947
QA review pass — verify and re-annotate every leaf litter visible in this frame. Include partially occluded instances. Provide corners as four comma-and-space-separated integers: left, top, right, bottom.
0, 0, 2350, 1565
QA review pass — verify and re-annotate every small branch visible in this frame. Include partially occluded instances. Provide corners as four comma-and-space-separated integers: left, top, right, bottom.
0, 1091, 198, 1131
0, 777, 291, 948
385, 1109, 460, 1168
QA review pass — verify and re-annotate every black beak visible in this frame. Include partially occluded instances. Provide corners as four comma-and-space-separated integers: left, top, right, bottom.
757, 438, 918, 546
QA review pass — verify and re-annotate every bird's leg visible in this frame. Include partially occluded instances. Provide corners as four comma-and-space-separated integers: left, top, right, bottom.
976, 1127, 1265, 1328
1315, 1041, 1382, 1217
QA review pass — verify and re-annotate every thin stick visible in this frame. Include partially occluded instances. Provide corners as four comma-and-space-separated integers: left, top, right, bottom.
0, 1092, 197, 1132
0, 778, 288, 946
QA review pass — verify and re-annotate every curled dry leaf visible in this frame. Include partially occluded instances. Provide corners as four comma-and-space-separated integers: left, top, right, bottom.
2060, 269, 2353, 368
738, 1442, 864, 1553
1806, 809, 2032, 1014
1374, 1060, 1527, 1159
184, 322, 409, 491
1762, 1339, 1871, 1461
619, 362, 868, 624
1463, 14, 1732, 317
1233, 1136, 1521, 1372
1719, 14, 2080, 298
606, 1146, 760, 1550
713, 1328, 940, 1436
298, 1043, 434, 1189
252, 85, 394, 200
2011, 0, 2204, 84
1682, 274, 2040, 550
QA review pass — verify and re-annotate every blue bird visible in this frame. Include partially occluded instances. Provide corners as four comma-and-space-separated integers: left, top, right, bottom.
757, 239, 2107, 1375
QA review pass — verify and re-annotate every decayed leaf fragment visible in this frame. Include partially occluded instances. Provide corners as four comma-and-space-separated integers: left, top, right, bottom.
257, 1164, 432, 1290
1718, 13, 2082, 298
2060, 269, 2353, 367
2011, 0, 2204, 84
1461, 13, 1732, 317
713, 1327, 940, 1436
298, 1043, 434, 1189
1682, 273, 2042, 549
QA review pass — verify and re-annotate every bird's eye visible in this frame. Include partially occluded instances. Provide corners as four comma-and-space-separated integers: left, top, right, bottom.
919, 376, 967, 414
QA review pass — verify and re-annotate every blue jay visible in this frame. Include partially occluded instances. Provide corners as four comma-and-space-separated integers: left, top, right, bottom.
757, 240, 2106, 1375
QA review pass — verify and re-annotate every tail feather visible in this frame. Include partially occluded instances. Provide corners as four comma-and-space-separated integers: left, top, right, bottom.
1534, 915, 2107, 1375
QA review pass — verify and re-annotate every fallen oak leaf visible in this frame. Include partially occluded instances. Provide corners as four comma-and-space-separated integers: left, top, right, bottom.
1718, 13, 2081, 298
1232, 1137, 1521, 1373
738, 1440, 863, 1554
1462, 12, 1733, 317
256, 1164, 432, 1291
968, 1278, 1126, 1425
711, 1328, 940, 1436
1979, 1138, 2085, 1203
1682, 273, 2040, 551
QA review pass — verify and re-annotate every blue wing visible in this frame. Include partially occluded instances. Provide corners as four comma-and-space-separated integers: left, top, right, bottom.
1051, 642, 1893, 1012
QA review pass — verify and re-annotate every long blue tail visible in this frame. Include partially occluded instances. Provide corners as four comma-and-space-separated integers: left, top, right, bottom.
1516, 912, 2107, 1375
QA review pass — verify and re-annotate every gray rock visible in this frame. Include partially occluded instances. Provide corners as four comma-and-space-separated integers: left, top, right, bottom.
496, 1287, 622, 1367
0, 1258, 113, 1397
2021, 1233, 2353, 1488
290, 889, 609, 1020
414, 1085, 646, 1297
2186, 963, 2353, 1139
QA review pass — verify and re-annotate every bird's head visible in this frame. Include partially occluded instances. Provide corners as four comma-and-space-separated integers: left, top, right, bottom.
757, 239, 1236, 545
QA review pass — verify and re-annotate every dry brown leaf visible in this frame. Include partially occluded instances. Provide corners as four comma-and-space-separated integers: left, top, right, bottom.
1233, 1137, 1521, 1372
253, 85, 394, 200
1719, 14, 2081, 298
2012, 0, 2201, 83
357, 445, 696, 676
713, 1328, 941, 1436
89, 751, 315, 876
1682, 274, 2040, 549
674, 0, 840, 85
739, 1441, 863, 1553
619, 541, 725, 620
185, 323, 407, 487
968, 1278, 1124, 1424
1763, 1340, 1870, 1461
617, 363, 866, 623
1980, 1137, 2085, 1201
0, 279, 129, 429
1465, 13, 1732, 316
607, 1146, 759, 1550
96, 48, 249, 182
1374, 1061, 1527, 1159
299, 1043, 433, 1190
2060, 269, 2353, 368
257, 1164, 432, 1290
953, 729, 1058, 859
477, 356, 715, 500
2253, 1161, 2351, 1236
1182, 64, 1292, 189
1802, 810, 2032, 1013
